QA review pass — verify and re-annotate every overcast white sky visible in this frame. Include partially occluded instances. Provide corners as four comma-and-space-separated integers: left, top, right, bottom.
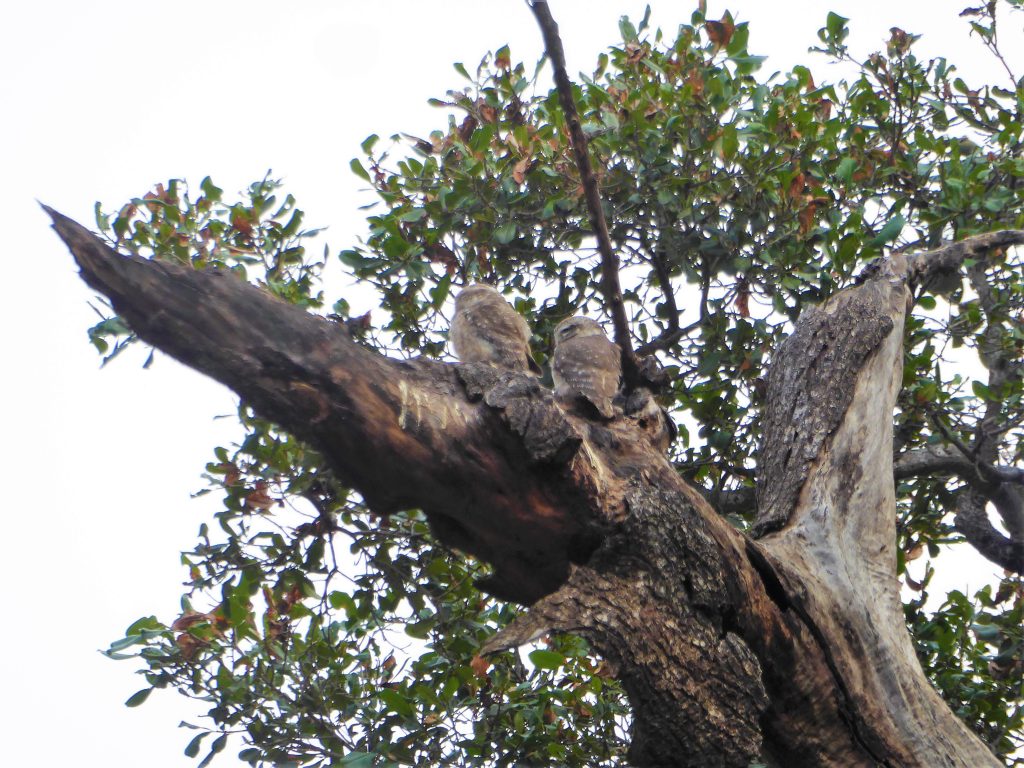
2, 1, 1017, 765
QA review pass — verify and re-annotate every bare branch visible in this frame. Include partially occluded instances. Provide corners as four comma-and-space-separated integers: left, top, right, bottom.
527, 0, 640, 388
44, 205, 603, 604
635, 318, 702, 357
926, 411, 1024, 485
954, 487, 1024, 574
904, 229, 1024, 285
631, 226, 683, 355
894, 445, 976, 480
635, 255, 708, 356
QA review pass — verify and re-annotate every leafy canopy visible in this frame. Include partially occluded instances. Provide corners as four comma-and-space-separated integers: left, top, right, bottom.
91, 4, 1022, 766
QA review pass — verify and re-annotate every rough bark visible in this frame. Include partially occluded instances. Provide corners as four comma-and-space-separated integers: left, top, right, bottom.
753, 254, 997, 765
45, 206, 600, 604
48, 207, 1008, 767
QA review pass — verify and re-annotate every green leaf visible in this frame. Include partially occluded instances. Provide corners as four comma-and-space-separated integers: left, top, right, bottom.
430, 274, 452, 309
866, 215, 905, 247
971, 623, 1000, 642
528, 649, 565, 670
339, 753, 375, 768
726, 23, 750, 56
380, 688, 416, 718
125, 688, 152, 707
405, 616, 435, 639
731, 55, 767, 73
638, 4, 652, 33
349, 158, 371, 182
720, 124, 739, 161
196, 734, 228, 768
338, 249, 371, 269
184, 733, 207, 758
361, 133, 379, 154
493, 223, 517, 244
618, 16, 638, 42
836, 157, 858, 183
126, 615, 164, 634
328, 590, 356, 615
200, 176, 223, 201
400, 208, 427, 223
826, 11, 849, 41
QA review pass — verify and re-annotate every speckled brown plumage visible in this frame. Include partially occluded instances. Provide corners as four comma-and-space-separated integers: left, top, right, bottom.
552, 315, 620, 419
450, 284, 540, 374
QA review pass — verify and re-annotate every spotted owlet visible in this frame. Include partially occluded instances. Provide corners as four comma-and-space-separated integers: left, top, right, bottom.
450, 284, 541, 373
552, 316, 621, 419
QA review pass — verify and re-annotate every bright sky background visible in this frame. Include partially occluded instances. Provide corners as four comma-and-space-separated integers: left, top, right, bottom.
2, 1, 1018, 766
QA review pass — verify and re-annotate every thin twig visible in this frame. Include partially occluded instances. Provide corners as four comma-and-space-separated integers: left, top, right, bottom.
636, 318, 703, 357
982, 5, 1018, 87
631, 227, 688, 356
928, 409, 1024, 485
528, 0, 640, 387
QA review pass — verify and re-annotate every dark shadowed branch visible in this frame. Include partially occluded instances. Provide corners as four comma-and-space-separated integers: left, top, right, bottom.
44, 205, 606, 603
955, 487, 1024, 573
528, 0, 640, 387
927, 410, 1024, 485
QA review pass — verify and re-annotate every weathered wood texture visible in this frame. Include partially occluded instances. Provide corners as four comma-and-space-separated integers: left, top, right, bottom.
49, 208, 1006, 767
757, 255, 998, 766
46, 207, 604, 604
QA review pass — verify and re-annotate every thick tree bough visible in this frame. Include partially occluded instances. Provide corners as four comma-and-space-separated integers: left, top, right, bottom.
49, 206, 1013, 766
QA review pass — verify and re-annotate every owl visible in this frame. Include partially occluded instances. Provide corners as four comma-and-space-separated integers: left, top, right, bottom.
552, 316, 621, 419
450, 284, 541, 373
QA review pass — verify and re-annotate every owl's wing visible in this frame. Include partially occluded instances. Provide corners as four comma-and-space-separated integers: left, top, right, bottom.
513, 311, 542, 374
555, 336, 620, 418
458, 302, 536, 372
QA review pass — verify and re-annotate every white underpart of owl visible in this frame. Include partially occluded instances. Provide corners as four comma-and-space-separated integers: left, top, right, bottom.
450, 284, 539, 373
552, 315, 621, 419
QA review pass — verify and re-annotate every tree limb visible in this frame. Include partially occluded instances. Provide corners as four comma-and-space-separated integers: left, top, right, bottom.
50, 206, 1003, 765
44, 205, 602, 604
966, 255, 1021, 456
527, 0, 640, 388
904, 229, 1024, 285
926, 411, 1024, 485
754, 251, 1000, 765
894, 444, 976, 479
955, 486, 1024, 573
647, 269, 710, 358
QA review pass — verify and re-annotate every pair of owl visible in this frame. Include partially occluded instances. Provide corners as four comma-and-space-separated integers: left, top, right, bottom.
450, 283, 620, 419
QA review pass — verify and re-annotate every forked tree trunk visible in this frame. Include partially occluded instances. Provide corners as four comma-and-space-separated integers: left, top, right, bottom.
48, 208, 1010, 767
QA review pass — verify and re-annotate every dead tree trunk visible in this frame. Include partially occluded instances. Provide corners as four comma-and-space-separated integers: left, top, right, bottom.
48, 207, 1019, 767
